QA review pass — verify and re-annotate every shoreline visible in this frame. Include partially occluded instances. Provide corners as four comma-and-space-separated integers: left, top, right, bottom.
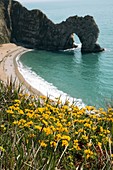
0, 43, 43, 96
0, 43, 85, 108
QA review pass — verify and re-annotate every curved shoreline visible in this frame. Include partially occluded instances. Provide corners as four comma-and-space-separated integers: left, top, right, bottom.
0, 43, 43, 96
15, 48, 85, 108
0, 43, 85, 108
14, 52, 43, 96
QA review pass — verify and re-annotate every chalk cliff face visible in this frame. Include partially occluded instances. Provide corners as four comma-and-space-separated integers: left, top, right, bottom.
0, 0, 104, 53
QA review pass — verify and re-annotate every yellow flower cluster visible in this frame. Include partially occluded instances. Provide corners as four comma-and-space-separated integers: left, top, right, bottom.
84, 149, 94, 159
5, 95, 113, 163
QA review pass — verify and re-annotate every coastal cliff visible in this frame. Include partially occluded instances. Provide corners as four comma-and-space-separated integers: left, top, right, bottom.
0, 0, 12, 43
0, 0, 104, 53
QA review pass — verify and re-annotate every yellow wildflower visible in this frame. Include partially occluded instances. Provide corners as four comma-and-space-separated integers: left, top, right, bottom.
84, 149, 93, 154
56, 122, 63, 128
0, 124, 6, 131
55, 134, 62, 141
78, 128, 84, 133
58, 113, 63, 119
75, 131, 79, 135
67, 122, 71, 126
50, 141, 57, 148
61, 135, 71, 141
81, 135, 88, 141
42, 120, 48, 126
74, 139, 79, 143
78, 119, 85, 123
40, 141, 47, 147
84, 123, 91, 128
98, 142, 102, 147
77, 110, 84, 115
49, 125, 55, 132
101, 111, 107, 115
13, 107, 20, 111
0, 146, 5, 152
6, 109, 14, 114
42, 113, 49, 119
104, 129, 110, 134
43, 127, 52, 135
61, 119, 67, 123
40, 95, 47, 100
29, 103, 33, 107
92, 126, 97, 131
14, 99, 21, 104
84, 149, 94, 159
62, 140, 69, 147
9, 106, 15, 110
14, 103, 19, 107
34, 125, 42, 131
25, 109, 31, 113
61, 127, 68, 133
19, 109, 24, 115
50, 116, 56, 121
85, 106, 94, 111
89, 114, 98, 119
38, 107, 45, 113
24, 121, 33, 127
26, 112, 34, 118
105, 136, 109, 142
73, 140, 81, 150
100, 126, 104, 132
13, 121, 19, 125
99, 108, 104, 111
62, 105, 69, 110
18, 119, 26, 126
85, 118, 90, 123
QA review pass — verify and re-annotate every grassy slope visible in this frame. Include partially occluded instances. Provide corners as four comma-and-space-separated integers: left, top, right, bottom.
0, 79, 113, 170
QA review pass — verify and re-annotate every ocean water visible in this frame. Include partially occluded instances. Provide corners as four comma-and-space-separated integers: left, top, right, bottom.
18, 0, 113, 108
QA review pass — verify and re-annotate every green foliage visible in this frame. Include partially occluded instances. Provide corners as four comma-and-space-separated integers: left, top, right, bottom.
0, 79, 113, 169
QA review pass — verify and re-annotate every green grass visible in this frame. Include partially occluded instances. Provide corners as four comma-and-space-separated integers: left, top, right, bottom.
0, 78, 113, 170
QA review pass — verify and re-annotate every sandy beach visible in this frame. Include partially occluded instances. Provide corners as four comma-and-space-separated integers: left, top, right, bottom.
0, 43, 43, 96
0, 43, 85, 108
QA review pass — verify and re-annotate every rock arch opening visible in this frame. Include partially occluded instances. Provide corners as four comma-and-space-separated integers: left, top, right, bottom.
74, 33, 81, 48
59, 15, 104, 53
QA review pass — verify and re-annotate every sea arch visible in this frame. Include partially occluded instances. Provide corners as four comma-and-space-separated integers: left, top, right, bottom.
1, 0, 103, 53
56, 15, 104, 53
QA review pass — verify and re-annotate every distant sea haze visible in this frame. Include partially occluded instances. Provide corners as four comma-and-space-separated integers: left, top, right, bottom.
18, 0, 113, 108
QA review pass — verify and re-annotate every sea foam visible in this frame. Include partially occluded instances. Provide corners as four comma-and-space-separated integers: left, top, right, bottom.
16, 52, 85, 108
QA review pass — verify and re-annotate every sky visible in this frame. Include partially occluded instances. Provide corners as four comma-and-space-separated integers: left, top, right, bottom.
17, 0, 63, 3
18, 0, 48, 2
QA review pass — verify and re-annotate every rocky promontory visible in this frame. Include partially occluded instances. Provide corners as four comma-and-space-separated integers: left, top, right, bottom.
0, 0, 104, 53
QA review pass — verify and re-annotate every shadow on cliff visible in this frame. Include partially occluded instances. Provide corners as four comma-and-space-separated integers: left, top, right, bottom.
0, 0, 104, 53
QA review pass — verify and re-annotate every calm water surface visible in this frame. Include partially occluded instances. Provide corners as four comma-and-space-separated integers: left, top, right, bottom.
19, 0, 113, 108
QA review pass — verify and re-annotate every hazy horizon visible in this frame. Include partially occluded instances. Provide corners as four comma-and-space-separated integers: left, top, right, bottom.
17, 0, 69, 3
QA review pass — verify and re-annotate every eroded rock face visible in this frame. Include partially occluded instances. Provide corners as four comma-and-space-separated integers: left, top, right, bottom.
0, 0, 12, 43
56, 16, 104, 53
0, 0, 104, 53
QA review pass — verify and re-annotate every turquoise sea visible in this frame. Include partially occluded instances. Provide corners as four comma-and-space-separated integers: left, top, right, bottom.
18, 0, 113, 108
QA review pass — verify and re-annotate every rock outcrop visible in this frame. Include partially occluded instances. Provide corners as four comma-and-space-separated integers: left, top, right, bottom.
0, 0, 104, 53
0, 0, 12, 43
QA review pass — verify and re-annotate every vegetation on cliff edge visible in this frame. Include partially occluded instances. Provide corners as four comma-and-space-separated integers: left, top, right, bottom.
0, 79, 113, 170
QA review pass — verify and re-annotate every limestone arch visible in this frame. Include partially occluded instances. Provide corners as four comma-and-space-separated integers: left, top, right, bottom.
58, 15, 104, 53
